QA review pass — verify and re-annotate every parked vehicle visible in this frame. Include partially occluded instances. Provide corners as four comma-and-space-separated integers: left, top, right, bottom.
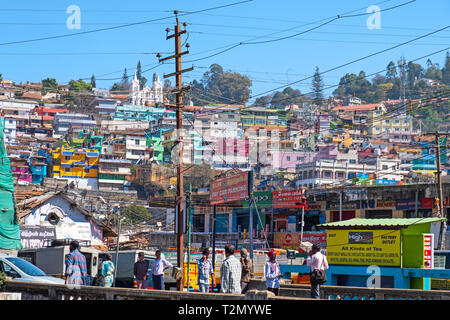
18, 239, 100, 285
0, 253, 65, 284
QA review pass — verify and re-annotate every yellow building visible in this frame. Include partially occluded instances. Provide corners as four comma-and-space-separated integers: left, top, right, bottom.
52, 147, 99, 178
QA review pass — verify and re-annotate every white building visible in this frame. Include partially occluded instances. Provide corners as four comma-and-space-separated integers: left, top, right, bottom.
18, 192, 114, 246
130, 73, 163, 106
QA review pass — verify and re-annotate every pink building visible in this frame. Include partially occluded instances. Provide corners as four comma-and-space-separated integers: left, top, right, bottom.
11, 165, 32, 185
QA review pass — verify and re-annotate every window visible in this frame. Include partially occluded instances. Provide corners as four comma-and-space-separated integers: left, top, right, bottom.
395, 128, 400, 131
382, 165, 388, 170
85, 169, 90, 174
135, 139, 140, 145
385, 119, 390, 124
65, 156, 71, 161
324, 171, 332, 178
350, 159, 356, 164
286, 156, 291, 161
297, 156, 302, 161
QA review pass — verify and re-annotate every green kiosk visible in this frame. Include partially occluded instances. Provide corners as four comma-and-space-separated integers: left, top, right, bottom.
318, 218, 447, 289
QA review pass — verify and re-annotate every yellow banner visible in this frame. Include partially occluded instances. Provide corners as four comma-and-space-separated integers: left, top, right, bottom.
326, 229, 401, 266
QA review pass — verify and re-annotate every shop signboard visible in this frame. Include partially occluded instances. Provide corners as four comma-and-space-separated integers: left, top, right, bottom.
19, 225, 56, 249
272, 190, 304, 209
273, 232, 327, 248
55, 222, 92, 242
376, 179, 399, 185
395, 199, 421, 210
326, 201, 360, 210
210, 171, 249, 205
421, 198, 434, 209
376, 200, 397, 209
423, 233, 434, 269
243, 191, 272, 208
326, 229, 401, 266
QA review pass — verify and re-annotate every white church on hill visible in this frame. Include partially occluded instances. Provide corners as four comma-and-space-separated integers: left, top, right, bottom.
130, 72, 164, 106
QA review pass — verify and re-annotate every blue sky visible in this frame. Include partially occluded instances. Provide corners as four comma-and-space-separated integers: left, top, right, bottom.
1, 0, 449, 103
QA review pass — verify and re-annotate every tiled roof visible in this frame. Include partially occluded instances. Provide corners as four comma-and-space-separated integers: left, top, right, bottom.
331, 104, 382, 112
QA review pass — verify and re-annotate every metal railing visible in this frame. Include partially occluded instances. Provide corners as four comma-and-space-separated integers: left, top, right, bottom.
248, 279, 450, 300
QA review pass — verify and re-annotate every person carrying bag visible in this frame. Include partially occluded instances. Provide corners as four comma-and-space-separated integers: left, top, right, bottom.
306, 244, 328, 299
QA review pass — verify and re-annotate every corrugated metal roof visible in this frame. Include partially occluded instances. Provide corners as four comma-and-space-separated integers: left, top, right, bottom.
318, 218, 446, 229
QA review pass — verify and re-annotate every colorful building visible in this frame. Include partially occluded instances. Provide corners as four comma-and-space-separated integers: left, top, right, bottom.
52, 147, 99, 179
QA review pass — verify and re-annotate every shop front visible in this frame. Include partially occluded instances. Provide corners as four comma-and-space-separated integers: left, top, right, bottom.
319, 217, 447, 289
326, 200, 362, 223
364, 200, 396, 219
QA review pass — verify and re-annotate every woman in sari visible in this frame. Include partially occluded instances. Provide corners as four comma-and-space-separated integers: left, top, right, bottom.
99, 254, 115, 287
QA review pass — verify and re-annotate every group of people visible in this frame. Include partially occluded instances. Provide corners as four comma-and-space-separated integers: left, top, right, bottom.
64, 240, 328, 298
133, 250, 173, 290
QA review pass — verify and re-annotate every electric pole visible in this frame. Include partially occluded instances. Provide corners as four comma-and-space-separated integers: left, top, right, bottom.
425, 132, 449, 250
158, 11, 194, 291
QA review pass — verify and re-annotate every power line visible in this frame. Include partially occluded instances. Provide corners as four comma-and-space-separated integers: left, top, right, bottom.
0, 0, 253, 47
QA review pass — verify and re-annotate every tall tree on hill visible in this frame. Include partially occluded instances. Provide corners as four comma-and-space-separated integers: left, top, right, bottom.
386, 61, 397, 79
442, 51, 450, 85
42, 78, 58, 95
190, 64, 252, 105
312, 66, 324, 106
90, 74, 96, 89
122, 68, 128, 87
424, 59, 442, 81
136, 61, 147, 90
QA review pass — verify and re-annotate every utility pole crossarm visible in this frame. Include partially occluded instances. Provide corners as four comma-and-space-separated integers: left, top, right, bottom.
163, 66, 195, 79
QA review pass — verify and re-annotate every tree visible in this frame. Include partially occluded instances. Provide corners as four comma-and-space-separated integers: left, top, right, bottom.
90, 75, 96, 89
122, 68, 128, 86
253, 96, 270, 108
0, 73, 2, 82
121, 204, 153, 226
42, 78, 58, 95
311, 66, 324, 106
69, 79, 92, 92
441, 51, 450, 85
407, 62, 423, 88
111, 83, 126, 92
386, 61, 397, 79
136, 61, 147, 90
190, 64, 252, 105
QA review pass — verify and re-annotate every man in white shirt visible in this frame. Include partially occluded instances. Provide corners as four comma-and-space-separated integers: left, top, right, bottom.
220, 244, 242, 294
306, 243, 329, 299
151, 250, 173, 290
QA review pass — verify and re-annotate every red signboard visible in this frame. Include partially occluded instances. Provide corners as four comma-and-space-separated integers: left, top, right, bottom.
421, 198, 434, 209
272, 190, 304, 208
210, 171, 249, 205
274, 232, 327, 248
423, 233, 434, 269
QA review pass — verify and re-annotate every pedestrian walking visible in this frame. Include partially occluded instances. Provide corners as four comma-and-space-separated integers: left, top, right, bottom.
240, 248, 252, 294
98, 253, 115, 287
264, 250, 282, 296
220, 243, 242, 294
307, 243, 329, 299
197, 248, 214, 292
151, 250, 173, 290
64, 240, 88, 286
134, 252, 149, 289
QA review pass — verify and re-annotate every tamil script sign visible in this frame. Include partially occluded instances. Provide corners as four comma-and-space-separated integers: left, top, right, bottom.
326, 229, 401, 266
272, 190, 304, 209
210, 171, 249, 205
20, 225, 56, 249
